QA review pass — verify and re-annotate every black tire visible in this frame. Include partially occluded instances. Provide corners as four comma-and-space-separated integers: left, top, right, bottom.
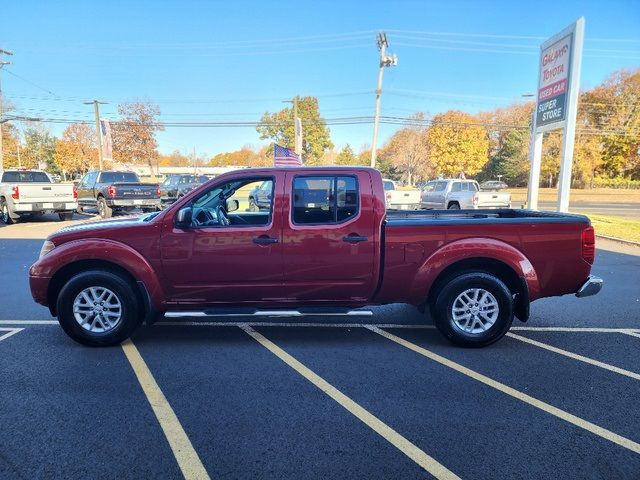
447, 202, 461, 210
58, 212, 74, 221
97, 196, 113, 218
56, 270, 142, 347
76, 205, 84, 214
1, 198, 16, 225
141, 207, 157, 213
430, 272, 513, 347
248, 197, 259, 212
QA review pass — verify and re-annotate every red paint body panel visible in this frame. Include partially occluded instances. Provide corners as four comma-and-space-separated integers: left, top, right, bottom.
29, 167, 595, 314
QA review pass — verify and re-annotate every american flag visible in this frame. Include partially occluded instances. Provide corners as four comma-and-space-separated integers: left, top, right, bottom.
274, 144, 302, 167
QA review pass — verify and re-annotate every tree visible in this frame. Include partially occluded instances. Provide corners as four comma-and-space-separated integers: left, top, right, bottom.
53, 123, 98, 178
112, 101, 164, 176
381, 114, 430, 186
22, 125, 57, 172
209, 146, 271, 167
580, 69, 640, 180
427, 111, 489, 178
256, 96, 333, 164
1, 122, 19, 169
483, 128, 530, 186
335, 144, 360, 165
158, 150, 190, 167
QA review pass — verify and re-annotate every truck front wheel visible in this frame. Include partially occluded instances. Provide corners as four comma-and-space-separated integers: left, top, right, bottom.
431, 272, 513, 347
56, 270, 143, 347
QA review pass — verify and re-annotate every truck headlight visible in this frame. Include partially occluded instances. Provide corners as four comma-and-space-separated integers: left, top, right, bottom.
39, 240, 56, 259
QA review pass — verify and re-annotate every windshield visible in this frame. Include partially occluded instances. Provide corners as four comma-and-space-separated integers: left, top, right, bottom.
1, 171, 51, 183
100, 172, 139, 183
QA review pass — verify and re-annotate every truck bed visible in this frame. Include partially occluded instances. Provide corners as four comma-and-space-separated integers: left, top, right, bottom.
385, 208, 589, 225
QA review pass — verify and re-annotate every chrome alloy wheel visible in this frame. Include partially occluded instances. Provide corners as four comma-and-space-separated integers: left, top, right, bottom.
72, 286, 123, 333
451, 288, 499, 334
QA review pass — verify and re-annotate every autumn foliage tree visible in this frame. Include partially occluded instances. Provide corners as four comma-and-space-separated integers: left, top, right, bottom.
381, 114, 430, 185
112, 101, 164, 175
256, 96, 333, 165
53, 123, 98, 177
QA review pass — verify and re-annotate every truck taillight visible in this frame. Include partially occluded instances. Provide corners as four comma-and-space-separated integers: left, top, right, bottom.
11, 185, 19, 200
156, 186, 161, 197
73, 185, 78, 200
107, 186, 117, 198
472, 194, 478, 206
386, 193, 392, 200
582, 226, 595, 265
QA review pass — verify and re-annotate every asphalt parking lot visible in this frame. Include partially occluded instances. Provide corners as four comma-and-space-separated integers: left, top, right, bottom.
1, 214, 639, 479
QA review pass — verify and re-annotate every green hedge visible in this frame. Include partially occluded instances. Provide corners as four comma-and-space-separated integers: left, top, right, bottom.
592, 177, 640, 189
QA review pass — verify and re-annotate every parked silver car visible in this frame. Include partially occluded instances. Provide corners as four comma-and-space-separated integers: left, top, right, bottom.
420, 179, 511, 210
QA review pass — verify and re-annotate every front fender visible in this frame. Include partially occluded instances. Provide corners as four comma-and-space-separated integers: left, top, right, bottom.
30, 238, 165, 311
409, 237, 540, 304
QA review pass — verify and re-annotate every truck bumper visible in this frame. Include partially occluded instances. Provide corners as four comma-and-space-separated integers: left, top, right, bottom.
108, 199, 161, 208
14, 202, 78, 213
575, 275, 603, 298
29, 273, 50, 307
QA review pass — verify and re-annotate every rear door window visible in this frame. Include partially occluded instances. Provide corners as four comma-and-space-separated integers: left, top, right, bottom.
292, 175, 359, 225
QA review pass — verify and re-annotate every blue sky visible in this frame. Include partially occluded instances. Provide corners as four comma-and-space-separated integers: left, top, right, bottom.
2, 0, 639, 159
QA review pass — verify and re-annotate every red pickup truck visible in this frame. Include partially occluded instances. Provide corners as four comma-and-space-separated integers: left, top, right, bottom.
29, 167, 602, 348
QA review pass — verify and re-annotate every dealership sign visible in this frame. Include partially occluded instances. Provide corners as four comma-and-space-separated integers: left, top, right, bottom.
536, 34, 572, 129
528, 18, 584, 212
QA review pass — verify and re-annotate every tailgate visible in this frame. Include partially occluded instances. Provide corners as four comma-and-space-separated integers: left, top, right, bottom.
114, 183, 159, 199
15, 183, 75, 203
477, 191, 511, 207
389, 190, 421, 205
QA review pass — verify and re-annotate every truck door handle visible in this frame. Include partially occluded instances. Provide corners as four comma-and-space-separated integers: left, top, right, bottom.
253, 236, 279, 245
343, 235, 368, 243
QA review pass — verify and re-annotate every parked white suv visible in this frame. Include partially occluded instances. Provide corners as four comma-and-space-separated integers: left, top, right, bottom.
420, 179, 511, 210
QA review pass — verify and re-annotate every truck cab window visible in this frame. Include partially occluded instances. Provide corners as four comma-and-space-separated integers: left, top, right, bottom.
292, 176, 359, 225
190, 178, 274, 228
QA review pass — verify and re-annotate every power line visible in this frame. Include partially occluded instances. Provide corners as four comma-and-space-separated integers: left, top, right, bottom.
3, 69, 56, 95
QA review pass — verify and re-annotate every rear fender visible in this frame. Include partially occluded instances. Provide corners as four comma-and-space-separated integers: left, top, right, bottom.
409, 237, 540, 305
31, 238, 165, 312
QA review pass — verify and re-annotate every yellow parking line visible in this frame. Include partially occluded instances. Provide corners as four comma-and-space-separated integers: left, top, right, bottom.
507, 332, 640, 381
121, 339, 211, 480
240, 324, 460, 480
367, 326, 640, 455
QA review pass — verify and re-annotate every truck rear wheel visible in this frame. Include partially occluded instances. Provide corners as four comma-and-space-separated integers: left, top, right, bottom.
56, 270, 142, 347
447, 202, 460, 210
430, 272, 513, 347
97, 196, 113, 218
58, 212, 74, 221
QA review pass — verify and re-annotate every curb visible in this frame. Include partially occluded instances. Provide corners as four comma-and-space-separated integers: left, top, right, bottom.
596, 234, 640, 248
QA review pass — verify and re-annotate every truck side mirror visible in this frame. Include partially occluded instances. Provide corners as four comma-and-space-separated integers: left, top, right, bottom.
175, 207, 193, 229
226, 199, 239, 213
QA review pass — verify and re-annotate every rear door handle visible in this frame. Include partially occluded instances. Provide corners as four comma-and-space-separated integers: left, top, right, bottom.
343, 235, 368, 243
253, 236, 279, 245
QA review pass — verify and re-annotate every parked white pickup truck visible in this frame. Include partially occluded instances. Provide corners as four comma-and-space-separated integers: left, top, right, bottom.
382, 179, 421, 210
0, 170, 78, 224
420, 179, 511, 210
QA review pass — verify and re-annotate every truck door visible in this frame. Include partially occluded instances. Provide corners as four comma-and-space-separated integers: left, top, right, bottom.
77, 172, 97, 207
159, 174, 285, 303
281, 171, 377, 302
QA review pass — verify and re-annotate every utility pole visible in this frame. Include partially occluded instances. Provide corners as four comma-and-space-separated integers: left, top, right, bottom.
283, 96, 302, 157
370, 33, 397, 169
0, 48, 14, 171
84, 100, 108, 170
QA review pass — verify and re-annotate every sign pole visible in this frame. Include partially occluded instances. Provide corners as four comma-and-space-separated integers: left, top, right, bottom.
557, 17, 585, 212
527, 116, 544, 209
